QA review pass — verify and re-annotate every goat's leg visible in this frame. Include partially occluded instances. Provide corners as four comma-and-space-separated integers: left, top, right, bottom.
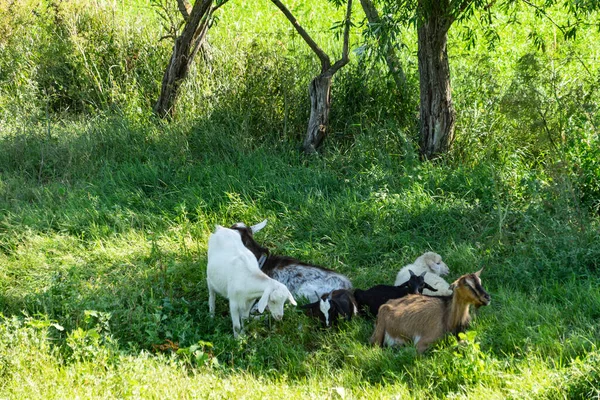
240, 299, 254, 321
415, 337, 433, 354
369, 319, 386, 346
229, 301, 242, 338
208, 283, 216, 318
237, 301, 254, 330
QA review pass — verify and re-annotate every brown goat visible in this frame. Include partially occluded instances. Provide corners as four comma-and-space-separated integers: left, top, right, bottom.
370, 269, 490, 353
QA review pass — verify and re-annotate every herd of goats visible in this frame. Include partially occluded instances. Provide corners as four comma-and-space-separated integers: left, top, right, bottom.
207, 220, 491, 353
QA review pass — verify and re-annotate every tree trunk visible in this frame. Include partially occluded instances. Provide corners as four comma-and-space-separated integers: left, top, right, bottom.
359, 0, 406, 91
303, 73, 333, 153
271, 0, 352, 154
154, 0, 214, 118
417, 14, 455, 159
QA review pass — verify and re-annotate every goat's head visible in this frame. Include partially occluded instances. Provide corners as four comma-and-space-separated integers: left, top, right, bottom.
449, 268, 490, 307
319, 292, 332, 326
257, 281, 297, 320
230, 219, 269, 261
407, 269, 438, 294
420, 252, 449, 276
209, 225, 245, 249
299, 292, 332, 326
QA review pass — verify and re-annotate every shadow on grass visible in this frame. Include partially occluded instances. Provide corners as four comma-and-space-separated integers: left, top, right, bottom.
1, 114, 600, 385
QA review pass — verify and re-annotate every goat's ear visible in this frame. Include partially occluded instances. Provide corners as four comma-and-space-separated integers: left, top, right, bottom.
448, 283, 456, 292
257, 287, 273, 313
420, 271, 427, 277
288, 293, 297, 306
474, 267, 484, 277
250, 219, 268, 234
423, 282, 437, 292
409, 269, 416, 277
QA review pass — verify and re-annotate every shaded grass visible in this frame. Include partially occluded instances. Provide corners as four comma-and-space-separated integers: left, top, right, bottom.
0, 116, 599, 398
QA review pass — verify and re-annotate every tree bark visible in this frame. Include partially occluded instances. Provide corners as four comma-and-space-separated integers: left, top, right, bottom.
359, 0, 406, 91
303, 74, 333, 153
417, 13, 455, 159
271, 0, 352, 154
154, 0, 214, 118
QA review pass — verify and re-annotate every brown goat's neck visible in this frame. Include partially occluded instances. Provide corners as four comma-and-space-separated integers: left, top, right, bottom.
446, 295, 471, 335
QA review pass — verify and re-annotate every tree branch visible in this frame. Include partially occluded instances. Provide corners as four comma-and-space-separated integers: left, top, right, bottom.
212, 0, 230, 12
177, 0, 192, 20
182, 0, 213, 44
329, 0, 353, 75
270, 0, 331, 70
360, 0, 407, 88
447, 0, 476, 26
521, 0, 567, 35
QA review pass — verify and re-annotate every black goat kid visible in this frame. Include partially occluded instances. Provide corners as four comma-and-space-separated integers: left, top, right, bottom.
301, 289, 358, 327
354, 270, 437, 316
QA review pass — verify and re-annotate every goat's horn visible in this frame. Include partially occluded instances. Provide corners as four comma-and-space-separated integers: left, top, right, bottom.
250, 219, 268, 233
475, 267, 484, 277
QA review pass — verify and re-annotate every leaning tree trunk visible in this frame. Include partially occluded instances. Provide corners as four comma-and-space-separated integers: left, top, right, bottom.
303, 73, 333, 153
154, 0, 213, 118
417, 15, 455, 160
359, 0, 406, 92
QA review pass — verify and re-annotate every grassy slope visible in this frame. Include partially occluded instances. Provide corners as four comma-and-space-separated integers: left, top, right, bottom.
0, 0, 599, 398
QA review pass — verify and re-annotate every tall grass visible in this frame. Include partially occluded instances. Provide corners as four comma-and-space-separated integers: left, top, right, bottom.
0, 0, 599, 398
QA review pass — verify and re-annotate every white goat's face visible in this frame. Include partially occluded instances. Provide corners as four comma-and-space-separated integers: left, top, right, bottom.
423, 252, 449, 276
319, 298, 332, 326
268, 286, 295, 320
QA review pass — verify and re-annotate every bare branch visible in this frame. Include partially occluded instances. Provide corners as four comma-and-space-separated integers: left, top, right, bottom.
182, 0, 213, 43
330, 0, 353, 75
159, 34, 177, 42
270, 0, 331, 70
177, 0, 192, 20
190, 10, 213, 60
212, 0, 230, 12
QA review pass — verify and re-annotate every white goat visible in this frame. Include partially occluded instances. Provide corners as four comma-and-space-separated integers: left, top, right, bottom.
394, 252, 453, 296
231, 219, 353, 303
207, 225, 297, 337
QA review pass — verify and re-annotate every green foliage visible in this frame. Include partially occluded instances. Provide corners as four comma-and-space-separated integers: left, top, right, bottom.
0, 0, 167, 119
176, 340, 219, 368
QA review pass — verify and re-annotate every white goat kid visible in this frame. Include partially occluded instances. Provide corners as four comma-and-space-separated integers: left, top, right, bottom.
207, 225, 297, 337
394, 252, 453, 296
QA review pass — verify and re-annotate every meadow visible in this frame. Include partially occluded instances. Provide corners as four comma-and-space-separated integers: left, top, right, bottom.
0, 0, 599, 398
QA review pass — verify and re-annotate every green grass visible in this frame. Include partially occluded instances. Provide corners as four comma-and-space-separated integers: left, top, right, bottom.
1, 0, 599, 398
